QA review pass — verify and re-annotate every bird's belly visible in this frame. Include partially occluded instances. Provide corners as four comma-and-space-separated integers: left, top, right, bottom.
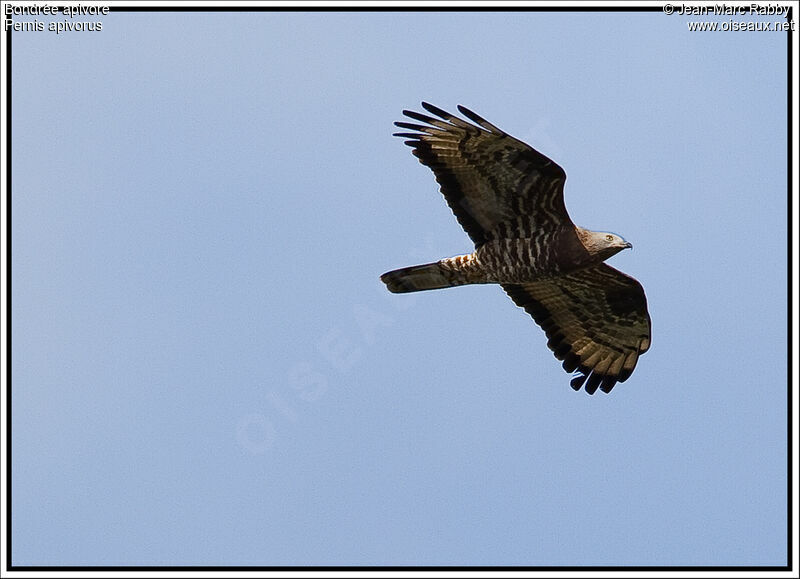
477, 238, 566, 283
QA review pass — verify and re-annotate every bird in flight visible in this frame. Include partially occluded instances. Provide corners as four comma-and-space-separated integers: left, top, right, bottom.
381, 102, 651, 394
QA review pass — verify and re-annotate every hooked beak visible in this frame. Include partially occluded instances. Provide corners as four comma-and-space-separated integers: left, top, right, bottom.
624, 241, 633, 250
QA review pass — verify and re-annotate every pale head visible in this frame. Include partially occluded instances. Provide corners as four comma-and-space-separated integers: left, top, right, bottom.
577, 228, 633, 261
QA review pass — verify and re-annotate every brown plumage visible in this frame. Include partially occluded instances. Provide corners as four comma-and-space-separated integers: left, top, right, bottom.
381, 103, 651, 394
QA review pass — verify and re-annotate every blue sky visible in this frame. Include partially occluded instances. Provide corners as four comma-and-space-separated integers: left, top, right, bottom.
10, 8, 788, 566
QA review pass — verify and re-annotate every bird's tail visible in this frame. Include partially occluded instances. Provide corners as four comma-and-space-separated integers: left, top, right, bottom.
381, 260, 475, 293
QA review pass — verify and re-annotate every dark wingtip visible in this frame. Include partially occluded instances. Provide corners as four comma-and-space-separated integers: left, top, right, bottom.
570, 373, 588, 391
456, 104, 478, 117
403, 109, 438, 125
457, 104, 503, 134
617, 368, 633, 383
457, 104, 484, 124
394, 121, 427, 131
421, 101, 453, 120
600, 376, 617, 394
584, 372, 603, 395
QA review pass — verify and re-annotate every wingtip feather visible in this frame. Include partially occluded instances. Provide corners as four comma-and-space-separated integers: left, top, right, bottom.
457, 104, 502, 133
421, 101, 453, 120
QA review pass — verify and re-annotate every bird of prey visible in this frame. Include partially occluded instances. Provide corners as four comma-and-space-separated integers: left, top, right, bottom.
380, 102, 651, 394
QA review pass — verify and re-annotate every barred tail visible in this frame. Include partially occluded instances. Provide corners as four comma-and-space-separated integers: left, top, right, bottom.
381, 262, 464, 293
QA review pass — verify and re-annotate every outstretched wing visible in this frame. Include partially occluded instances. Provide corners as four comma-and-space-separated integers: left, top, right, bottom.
394, 102, 571, 247
502, 264, 651, 394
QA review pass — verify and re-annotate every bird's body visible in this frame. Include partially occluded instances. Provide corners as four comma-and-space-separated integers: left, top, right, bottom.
478, 225, 606, 280
384, 227, 603, 291
381, 103, 651, 394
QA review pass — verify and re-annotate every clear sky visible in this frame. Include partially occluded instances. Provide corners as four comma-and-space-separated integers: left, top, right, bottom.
10, 7, 789, 567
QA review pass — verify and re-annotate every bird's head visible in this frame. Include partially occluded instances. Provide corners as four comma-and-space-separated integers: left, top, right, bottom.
582, 230, 633, 261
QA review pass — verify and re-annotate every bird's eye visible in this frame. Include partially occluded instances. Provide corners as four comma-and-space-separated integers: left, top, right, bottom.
606, 235, 613, 241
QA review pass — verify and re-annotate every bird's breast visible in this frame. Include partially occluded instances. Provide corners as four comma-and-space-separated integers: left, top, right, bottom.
476, 228, 594, 283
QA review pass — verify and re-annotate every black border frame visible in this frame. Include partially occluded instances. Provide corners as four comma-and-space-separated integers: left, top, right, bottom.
3, 3, 794, 573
